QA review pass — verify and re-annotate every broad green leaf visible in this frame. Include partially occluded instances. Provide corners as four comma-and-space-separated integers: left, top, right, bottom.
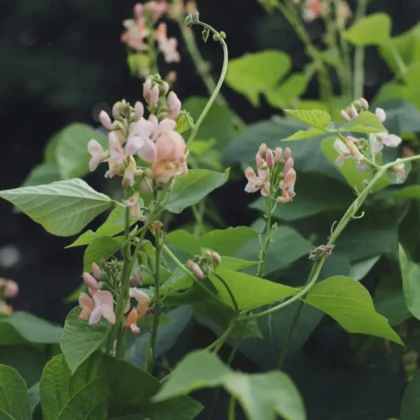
250, 173, 353, 221
284, 109, 331, 130
285, 127, 326, 141
340, 111, 387, 133
0, 365, 31, 420
226, 50, 291, 106
374, 274, 412, 326
167, 226, 257, 257
237, 226, 313, 276
264, 73, 308, 109
0, 346, 46, 388
211, 267, 299, 310
60, 307, 111, 373
349, 256, 381, 281
166, 169, 229, 214
0, 311, 62, 346
183, 97, 236, 149
129, 306, 193, 368
83, 236, 123, 272
40, 352, 202, 420
399, 244, 420, 320
401, 369, 420, 420
154, 350, 306, 420
394, 185, 420, 200
189, 139, 216, 156
322, 137, 392, 192
28, 382, 40, 413
22, 163, 61, 187
218, 256, 258, 271
306, 276, 403, 344
344, 13, 391, 46
55, 123, 107, 179
0, 179, 112, 237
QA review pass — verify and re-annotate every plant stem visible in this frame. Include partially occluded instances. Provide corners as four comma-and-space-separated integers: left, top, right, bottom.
353, 0, 369, 99
146, 230, 162, 372
205, 320, 236, 352
214, 274, 239, 314
186, 21, 229, 147
239, 155, 420, 322
257, 193, 275, 277
228, 396, 236, 420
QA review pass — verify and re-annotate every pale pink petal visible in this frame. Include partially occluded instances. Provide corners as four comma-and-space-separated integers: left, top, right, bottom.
83, 273, 100, 290
375, 108, 387, 123
101, 305, 116, 324
245, 182, 260, 193
382, 134, 402, 148
125, 136, 144, 156
93, 290, 114, 309
79, 292, 95, 313
137, 137, 157, 163
89, 307, 103, 325
333, 139, 350, 155
167, 92, 181, 120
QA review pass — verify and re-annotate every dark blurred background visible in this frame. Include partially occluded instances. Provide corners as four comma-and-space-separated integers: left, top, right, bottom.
0, 0, 419, 324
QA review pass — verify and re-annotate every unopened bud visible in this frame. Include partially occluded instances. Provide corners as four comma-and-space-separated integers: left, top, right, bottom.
134, 102, 144, 120
167, 91, 181, 120
347, 137, 362, 158
359, 98, 369, 110
204, 250, 212, 258
274, 147, 283, 164
258, 143, 267, 158
91, 263, 102, 280
150, 85, 159, 108
99, 111, 113, 130
186, 260, 205, 280
133, 3, 143, 19
143, 78, 152, 101
83, 273, 100, 290
284, 147, 292, 161
349, 106, 358, 118
283, 157, 294, 175
341, 110, 351, 121
266, 148, 274, 169
112, 102, 123, 119
4, 280, 18, 299
211, 252, 221, 265
375, 108, 386, 123
150, 220, 163, 233
255, 152, 265, 169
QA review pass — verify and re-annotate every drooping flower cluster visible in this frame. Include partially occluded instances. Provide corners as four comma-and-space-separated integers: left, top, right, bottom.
186, 250, 222, 280
121, 1, 180, 78
88, 75, 188, 213
290, 0, 351, 23
78, 262, 150, 336
335, 99, 404, 179
244, 144, 297, 204
0, 278, 19, 316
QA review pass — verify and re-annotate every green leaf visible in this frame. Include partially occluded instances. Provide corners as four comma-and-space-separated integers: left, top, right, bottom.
211, 267, 299, 310
166, 169, 229, 214
340, 111, 387, 133
175, 112, 192, 134
0, 365, 31, 420
284, 109, 331, 130
154, 350, 306, 420
83, 236, 123, 272
167, 226, 257, 257
401, 369, 420, 420
349, 256, 381, 281
0, 311, 62, 346
226, 50, 291, 106
40, 352, 202, 420
285, 127, 326, 141
189, 139, 216, 156
60, 307, 111, 373
183, 97, 236, 149
394, 185, 420, 200
0, 179, 113, 237
21, 163, 61, 187
28, 382, 40, 413
55, 123, 107, 179
237, 226, 313, 276
219, 256, 258, 271
344, 13, 391, 46
306, 276, 403, 344
399, 244, 420, 320
264, 73, 308, 109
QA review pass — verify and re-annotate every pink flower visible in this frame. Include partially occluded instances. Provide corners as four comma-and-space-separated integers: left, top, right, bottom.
130, 288, 150, 319
122, 156, 138, 187
152, 159, 188, 183
78, 290, 116, 325
333, 139, 351, 166
88, 140, 109, 172
92, 263, 102, 280
155, 23, 180, 63
83, 273, 100, 290
375, 108, 386, 123
279, 159, 296, 203
105, 133, 126, 178
4, 280, 18, 299
302, 0, 326, 21
125, 119, 157, 162
372, 133, 402, 154
123, 193, 144, 220
144, 0, 167, 21
167, 92, 181, 120
186, 260, 205, 280
121, 19, 148, 52
340, 110, 351, 121
244, 167, 269, 195
124, 308, 140, 335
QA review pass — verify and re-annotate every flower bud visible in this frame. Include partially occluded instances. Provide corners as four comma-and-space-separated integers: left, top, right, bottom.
204, 250, 212, 258
83, 273, 100, 290
211, 252, 221, 265
255, 152, 265, 169
283, 157, 294, 176
274, 147, 283, 164
266, 148, 274, 169
359, 98, 369, 110
167, 92, 181, 120
4, 280, 18, 299
92, 263, 102, 280
143, 78, 152, 102
375, 108, 386, 123
284, 147, 292, 161
99, 111, 113, 131
340, 110, 351, 121
349, 106, 358, 118
124, 308, 140, 335
133, 3, 143, 19
186, 260, 205, 280
258, 143, 267, 158
149, 85, 160, 108
150, 221, 163, 233
112, 102, 123, 119
134, 102, 144, 120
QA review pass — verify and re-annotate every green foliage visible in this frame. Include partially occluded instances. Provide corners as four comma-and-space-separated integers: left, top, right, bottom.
60, 307, 111, 373
22, 163, 61, 187
401, 369, 420, 420
339, 111, 387, 133
306, 276, 403, 344
265, 73, 308, 109
0, 179, 113, 236
166, 169, 230, 213
284, 109, 332, 130
344, 13, 391, 46
0, 365, 32, 420
285, 127, 326, 141
154, 350, 306, 420
40, 352, 202, 420
83, 236, 123, 272
399, 244, 420, 320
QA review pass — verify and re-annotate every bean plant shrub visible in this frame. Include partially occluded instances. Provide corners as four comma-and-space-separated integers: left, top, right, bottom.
1, 0, 420, 419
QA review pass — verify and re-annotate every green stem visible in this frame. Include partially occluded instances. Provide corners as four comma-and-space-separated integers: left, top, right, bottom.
186, 21, 229, 147
146, 231, 162, 372
214, 274, 239, 314
353, 0, 369, 99
257, 192, 275, 277
228, 396, 236, 420
205, 320, 236, 352
239, 155, 420, 322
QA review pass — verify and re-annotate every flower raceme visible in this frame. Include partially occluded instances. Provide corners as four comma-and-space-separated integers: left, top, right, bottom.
244, 145, 296, 204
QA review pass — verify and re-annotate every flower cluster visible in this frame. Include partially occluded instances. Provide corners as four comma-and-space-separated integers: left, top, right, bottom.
291, 0, 351, 23
0, 278, 18, 316
244, 144, 297, 203
88, 75, 188, 215
78, 263, 150, 336
335, 99, 404, 179
186, 250, 222, 280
